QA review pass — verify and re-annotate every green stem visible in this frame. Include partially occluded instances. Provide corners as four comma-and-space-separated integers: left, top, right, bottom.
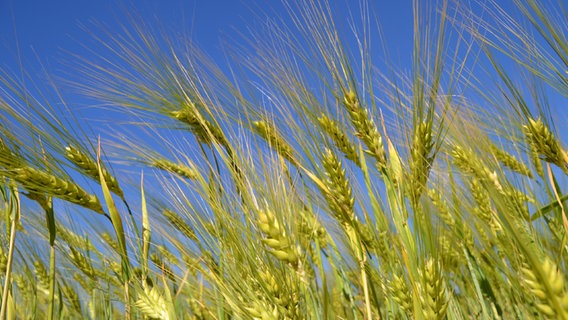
0, 188, 19, 320
45, 197, 56, 320
532, 193, 568, 221
47, 245, 56, 320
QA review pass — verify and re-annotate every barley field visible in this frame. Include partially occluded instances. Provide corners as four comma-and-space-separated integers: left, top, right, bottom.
0, 0, 567, 319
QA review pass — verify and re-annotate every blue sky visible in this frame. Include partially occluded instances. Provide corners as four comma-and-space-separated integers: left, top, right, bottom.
0, 0, 422, 147
1, 0, 416, 77
1, 0, 565, 144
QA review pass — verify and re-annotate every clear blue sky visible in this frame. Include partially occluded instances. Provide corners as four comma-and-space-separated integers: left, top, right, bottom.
1, 0, 416, 76
1, 0, 564, 131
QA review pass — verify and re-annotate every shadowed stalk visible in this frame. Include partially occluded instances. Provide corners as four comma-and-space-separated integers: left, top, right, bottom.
45, 197, 56, 320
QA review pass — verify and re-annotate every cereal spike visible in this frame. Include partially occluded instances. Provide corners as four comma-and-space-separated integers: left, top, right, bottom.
318, 114, 360, 165
342, 91, 386, 170
66, 145, 123, 198
524, 118, 568, 174
13, 167, 104, 214
322, 148, 355, 224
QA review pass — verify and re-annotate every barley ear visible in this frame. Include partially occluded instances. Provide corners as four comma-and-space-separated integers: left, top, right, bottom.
321, 148, 355, 224
13, 167, 104, 214
258, 209, 299, 265
418, 258, 449, 320
152, 159, 197, 180
163, 209, 197, 241
427, 188, 455, 229
342, 91, 386, 171
389, 274, 412, 315
171, 101, 227, 146
65, 145, 123, 198
318, 114, 360, 165
253, 120, 297, 165
521, 258, 568, 319
134, 286, 169, 320
524, 118, 568, 175
489, 143, 533, 178
410, 121, 435, 204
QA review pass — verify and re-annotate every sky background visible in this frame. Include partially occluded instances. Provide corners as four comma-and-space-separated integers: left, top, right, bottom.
0, 0, 565, 143
0, 0, 416, 78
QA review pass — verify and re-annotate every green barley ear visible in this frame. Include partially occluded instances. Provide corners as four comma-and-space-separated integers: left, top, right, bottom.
451, 145, 504, 193
152, 159, 197, 180
489, 143, 533, 178
33, 259, 50, 296
258, 209, 299, 265
171, 101, 227, 146
389, 274, 412, 315
527, 137, 545, 177
13, 167, 104, 214
427, 188, 455, 229
0, 246, 6, 274
342, 91, 386, 171
253, 120, 297, 165
244, 299, 279, 320
69, 247, 96, 280
410, 121, 435, 204
163, 209, 197, 241
321, 148, 355, 224
470, 178, 493, 222
134, 286, 169, 320
318, 114, 360, 165
524, 118, 568, 174
188, 298, 208, 320
521, 258, 568, 319
61, 282, 82, 314
65, 145, 123, 198
418, 258, 449, 320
